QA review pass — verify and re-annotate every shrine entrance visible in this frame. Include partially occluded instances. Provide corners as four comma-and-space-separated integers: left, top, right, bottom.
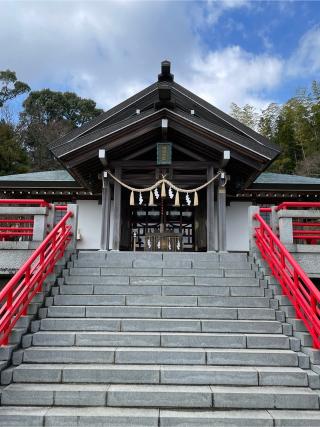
129, 200, 195, 252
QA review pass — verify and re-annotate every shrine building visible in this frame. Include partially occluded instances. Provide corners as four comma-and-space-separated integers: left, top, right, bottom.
2, 61, 320, 252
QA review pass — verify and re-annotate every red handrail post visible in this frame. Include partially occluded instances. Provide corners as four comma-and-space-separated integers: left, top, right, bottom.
253, 211, 320, 349
0, 208, 77, 347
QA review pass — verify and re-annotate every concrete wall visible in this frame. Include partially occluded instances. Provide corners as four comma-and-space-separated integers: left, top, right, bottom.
226, 201, 252, 252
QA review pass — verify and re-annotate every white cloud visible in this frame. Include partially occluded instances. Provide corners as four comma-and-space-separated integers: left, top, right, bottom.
204, 0, 249, 25
183, 47, 283, 111
0, 0, 283, 115
287, 26, 320, 76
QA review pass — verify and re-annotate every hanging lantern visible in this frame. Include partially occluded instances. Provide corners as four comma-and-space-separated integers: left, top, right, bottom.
130, 191, 135, 206
149, 190, 155, 206
194, 191, 199, 206
161, 181, 166, 198
174, 190, 180, 207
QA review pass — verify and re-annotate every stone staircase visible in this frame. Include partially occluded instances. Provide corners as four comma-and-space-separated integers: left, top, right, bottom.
1, 251, 320, 426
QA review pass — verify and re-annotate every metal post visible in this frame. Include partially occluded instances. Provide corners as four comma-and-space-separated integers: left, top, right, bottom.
206, 165, 215, 251
100, 172, 111, 251
217, 175, 227, 252
112, 168, 122, 251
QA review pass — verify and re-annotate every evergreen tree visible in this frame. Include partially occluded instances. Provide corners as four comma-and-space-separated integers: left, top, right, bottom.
0, 122, 29, 176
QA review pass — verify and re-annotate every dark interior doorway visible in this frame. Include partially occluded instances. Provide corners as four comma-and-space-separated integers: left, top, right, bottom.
129, 200, 194, 251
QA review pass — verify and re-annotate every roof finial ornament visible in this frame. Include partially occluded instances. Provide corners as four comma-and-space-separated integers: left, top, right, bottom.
158, 60, 174, 82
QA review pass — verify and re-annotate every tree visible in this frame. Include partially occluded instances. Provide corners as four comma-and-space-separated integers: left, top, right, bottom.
0, 70, 30, 108
19, 89, 103, 170
21, 89, 103, 127
0, 122, 29, 176
296, 153, 320, 177
258, 103, 280, 140
230, 102, 259, 130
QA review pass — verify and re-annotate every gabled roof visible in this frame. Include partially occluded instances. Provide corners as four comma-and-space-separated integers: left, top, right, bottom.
50, 61, 281, 191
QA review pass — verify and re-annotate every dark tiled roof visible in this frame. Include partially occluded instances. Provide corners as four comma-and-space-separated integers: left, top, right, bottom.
52, 109, 159, 158
171, 82, 279, 150
172, 110, 278, 159
50, 82, 159, 150
50, 76, 281, 163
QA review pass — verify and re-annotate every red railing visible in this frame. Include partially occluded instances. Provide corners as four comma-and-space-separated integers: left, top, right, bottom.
0, 199, 49, 241
270, 202, 320, 244
276, 202, 320, 211
0, 219, 34, 240
254, 212, 320, 348
260, 207, 272, 213
0, 210, 73, 346
0, 199, 49, 207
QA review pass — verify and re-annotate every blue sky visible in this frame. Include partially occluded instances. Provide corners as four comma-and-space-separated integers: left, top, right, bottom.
1, 0, 320, 120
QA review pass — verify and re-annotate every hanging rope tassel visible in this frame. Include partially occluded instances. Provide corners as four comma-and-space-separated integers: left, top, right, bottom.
149, 190, 154, 206
130, 191, 135, 206
161, 181, 166, 197
174, 190, 180, 207
194, 191, 199, 206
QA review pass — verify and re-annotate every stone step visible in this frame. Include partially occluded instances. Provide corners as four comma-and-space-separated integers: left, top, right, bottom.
40, 318, 283, 333
76, 251, 248, 262
69, 266, 256, 278
65, 275, 261, 287
161, 409, 320, 426
0, 407, 159, 427
59, 284, 265, 297
48, 305, 163, 318
47, 305, 275, 320
125, 296, 269, 307
110, 384, 319, 409
12, 364, 309, 387
32, 331, 290, 349
2, 383, 318, 409
54, 294, 127, 305
162, 285, 265, 297
2, 407, 320, 427
73, 258, 253, 269
22, 347, 298, 366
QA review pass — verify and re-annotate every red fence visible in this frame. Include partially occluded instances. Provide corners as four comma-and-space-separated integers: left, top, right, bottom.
0, 199, 49, 207
254, 212, 320, 348
276, 202, 320, 211
0, 199, 49, 241
0, 219, 34, 240
0, 209, 73, 346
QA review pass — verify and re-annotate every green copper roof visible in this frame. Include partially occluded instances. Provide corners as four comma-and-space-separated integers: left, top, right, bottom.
0, 170, 75, 182
0, 170, 320, 187
254, 172, 320, 185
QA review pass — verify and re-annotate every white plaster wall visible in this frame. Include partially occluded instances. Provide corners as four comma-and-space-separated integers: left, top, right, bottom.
226, 201, 252, 251
76, 199, 115, 250
76, 200, 102, 250
75, 199, 251, 251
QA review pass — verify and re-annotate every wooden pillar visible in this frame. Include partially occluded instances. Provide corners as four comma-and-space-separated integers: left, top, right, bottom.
100, 173, 111, 250
206, 165, 215, 251
217, 177, 227, 252
112, 168, 122, 251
